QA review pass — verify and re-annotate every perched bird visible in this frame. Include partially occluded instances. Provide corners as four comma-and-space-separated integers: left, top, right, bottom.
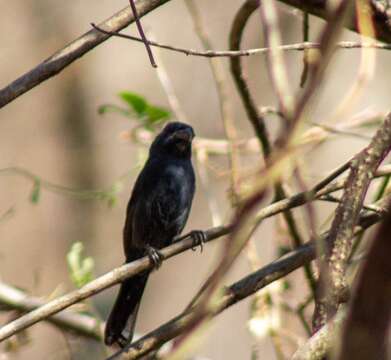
104, 122, 204, 348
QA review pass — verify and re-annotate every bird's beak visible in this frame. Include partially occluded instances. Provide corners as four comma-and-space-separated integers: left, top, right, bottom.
173, 129, 194, 143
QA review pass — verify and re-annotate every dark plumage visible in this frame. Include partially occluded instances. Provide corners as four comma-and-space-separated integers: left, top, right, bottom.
104, 122, 197, 348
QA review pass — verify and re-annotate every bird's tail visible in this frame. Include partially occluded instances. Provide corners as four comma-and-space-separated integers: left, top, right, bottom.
104, 272, 149, 347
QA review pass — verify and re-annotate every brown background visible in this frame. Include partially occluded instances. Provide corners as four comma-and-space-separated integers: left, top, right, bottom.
1, 0, 390, 359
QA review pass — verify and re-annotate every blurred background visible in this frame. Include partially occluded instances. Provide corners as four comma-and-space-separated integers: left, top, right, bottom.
1, 0, 390, 359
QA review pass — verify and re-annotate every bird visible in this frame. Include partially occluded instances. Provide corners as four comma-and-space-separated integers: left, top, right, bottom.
104, 121, 205, 348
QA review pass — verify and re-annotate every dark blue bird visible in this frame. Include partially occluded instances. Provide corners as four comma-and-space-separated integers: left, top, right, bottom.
104, 122, 203, 348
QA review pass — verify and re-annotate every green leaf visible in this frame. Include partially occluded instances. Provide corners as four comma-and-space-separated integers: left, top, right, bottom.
107, 195, 117, 208
98, 104, 131, 117
119, 91, 147, 116
145, 105, 170, 123
67, 242, 95, 288
30, 178, 41, 204
282, 279, 291, 291
106, 181, 123, 208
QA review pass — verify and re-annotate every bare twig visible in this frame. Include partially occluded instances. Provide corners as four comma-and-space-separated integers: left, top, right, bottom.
148, 32, 187, 122
325, 0, 377, 124
300, 12, 310, 87
184, 0, 232, 225
128, 0, 157, 67
258, 0, 294, 118
185, 0, 240, 203
2, 0, 391, 109
0, 0, 170, 108
92, 25, 391, 58
229, 0, 272, 157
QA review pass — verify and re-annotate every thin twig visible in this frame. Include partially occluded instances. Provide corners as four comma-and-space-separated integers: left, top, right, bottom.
0, 0, 171, 108
324, 0, 377, 124
2, 0, 391, 109
128, 0, 157, 67
258, 0, 294, 118
300, 12, 310, 87
91, 24, 391, 58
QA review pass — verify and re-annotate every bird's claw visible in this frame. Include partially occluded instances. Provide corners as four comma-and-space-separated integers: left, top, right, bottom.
145, 245, 164, 269
117, 334, 129, 348
190, 230, 207, 252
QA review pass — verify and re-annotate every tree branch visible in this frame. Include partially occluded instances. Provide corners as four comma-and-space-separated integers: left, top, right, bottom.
292, 310, 346, 360
292, 195, 391, 360
2, 0, 391, 109
229, 0, 272, 157
0, 0, 170, 108
275, 0, 391, 44
313, 112, 391, 330
91, 25, 391, 57
0, 281, 102, 341
336, 198, 391, 360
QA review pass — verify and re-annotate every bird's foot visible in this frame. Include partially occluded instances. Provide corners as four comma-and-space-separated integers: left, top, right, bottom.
189, 230, 207, 252
145, 245, 164, 269
117, 334, 129, 349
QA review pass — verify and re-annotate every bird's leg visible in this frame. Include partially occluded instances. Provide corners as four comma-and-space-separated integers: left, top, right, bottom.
189, 230, 207, 252
144, 245, 164, 269
173, 230, 207, 252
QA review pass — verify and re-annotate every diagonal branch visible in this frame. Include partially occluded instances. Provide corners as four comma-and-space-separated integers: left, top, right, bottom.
0, 0, 170, 108
0, 281, 102, 341
128, 0, 157, 67
313, 111, 391, 330
292, 194, 391, 360
336, 198, 391, 360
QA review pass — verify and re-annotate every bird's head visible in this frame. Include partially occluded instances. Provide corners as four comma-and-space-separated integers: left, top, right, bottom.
150, 122, 195, 158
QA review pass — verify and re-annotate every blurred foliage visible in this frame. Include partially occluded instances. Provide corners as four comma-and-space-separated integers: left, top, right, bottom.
67, 242, 95, 288
99, 91, 171, 131
30, 178, 41, 204
0, 166, 130, 208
